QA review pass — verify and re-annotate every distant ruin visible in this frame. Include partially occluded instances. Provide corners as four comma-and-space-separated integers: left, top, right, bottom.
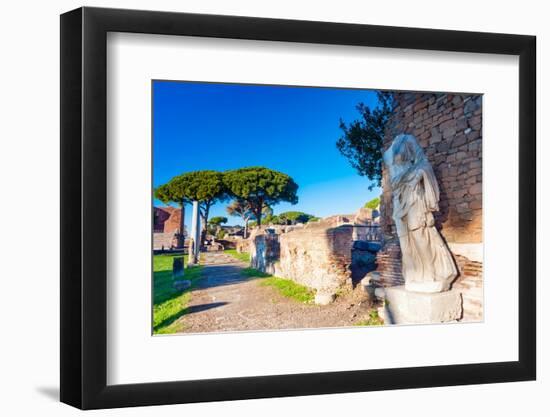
247, 209, 381, 304
153, 207, 182, 250
153, 206, 182, 233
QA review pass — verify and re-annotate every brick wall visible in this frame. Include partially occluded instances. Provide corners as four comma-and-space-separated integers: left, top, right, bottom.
154, 206, 182, 233
377, 92, 483, 321
374, 240, 404, 287
251, 222, 354, 294
381, 92, 482, 242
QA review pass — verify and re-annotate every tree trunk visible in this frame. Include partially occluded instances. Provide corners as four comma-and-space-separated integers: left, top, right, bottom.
200, 203, 210, 247
244, 218, 248, 239
256, 207, 262, 226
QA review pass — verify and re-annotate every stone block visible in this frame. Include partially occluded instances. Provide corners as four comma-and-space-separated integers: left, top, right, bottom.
464, 99, 479, 114
172, 257, 184, 279
380, 286, 462, 324
315, 292, 335, 305
442, 126, 457, 139
468, 183, 482, 195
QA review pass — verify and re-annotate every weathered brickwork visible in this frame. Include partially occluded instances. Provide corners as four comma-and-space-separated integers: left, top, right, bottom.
377, 92, 483, 322
235, 239, 250, 254
154, 206, 182, 233
374, 240, 404, 287
381, 92, 482, 242
251, 222, 354, 294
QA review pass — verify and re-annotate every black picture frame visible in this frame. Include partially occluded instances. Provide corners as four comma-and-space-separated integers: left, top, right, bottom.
60, 6, 536, 410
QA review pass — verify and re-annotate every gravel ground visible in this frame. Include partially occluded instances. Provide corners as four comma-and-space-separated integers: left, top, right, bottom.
177, 252, 374, 334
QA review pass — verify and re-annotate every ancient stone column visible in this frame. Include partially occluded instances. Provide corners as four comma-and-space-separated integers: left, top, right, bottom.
188, 200, 201, 266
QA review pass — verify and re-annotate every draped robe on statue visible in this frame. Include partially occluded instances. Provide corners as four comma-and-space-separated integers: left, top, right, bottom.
383, 134, 457, 293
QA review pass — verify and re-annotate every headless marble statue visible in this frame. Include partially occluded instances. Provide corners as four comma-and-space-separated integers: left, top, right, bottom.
383, 134, 457, 293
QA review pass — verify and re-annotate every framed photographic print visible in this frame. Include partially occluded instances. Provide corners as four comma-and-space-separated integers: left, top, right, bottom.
60, 6, 536, 409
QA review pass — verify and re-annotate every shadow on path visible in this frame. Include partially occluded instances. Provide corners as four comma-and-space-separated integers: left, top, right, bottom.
196, 264, 258, 289
185, 302, 228, 315
192, 252, 256, 290
154, 301, 229, 331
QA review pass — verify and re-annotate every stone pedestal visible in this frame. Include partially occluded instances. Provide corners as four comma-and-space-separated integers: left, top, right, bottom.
172, 257, 184, 279
172, 256, 191, 290
379, 286, 462, 325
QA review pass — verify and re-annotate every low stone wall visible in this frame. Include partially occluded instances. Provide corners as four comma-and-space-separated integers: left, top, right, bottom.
251, 222, 354, 294
235, 238, 251, 254
153, 231, 178, 250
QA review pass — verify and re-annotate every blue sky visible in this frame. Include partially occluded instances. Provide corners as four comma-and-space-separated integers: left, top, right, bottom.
153, 81, 381, 227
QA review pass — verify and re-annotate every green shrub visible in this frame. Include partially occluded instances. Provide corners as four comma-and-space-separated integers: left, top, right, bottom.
364, 197, 380, 210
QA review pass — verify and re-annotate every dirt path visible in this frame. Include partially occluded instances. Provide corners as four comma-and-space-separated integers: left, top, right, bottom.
178, 251, 373, 333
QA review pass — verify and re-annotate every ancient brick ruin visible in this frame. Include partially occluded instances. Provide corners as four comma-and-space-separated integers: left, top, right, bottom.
377, 92, 483, 321
153, 207, 182, 250
251, 222, 355, 295
245, 91, 483, 321
153, 206, 182, 233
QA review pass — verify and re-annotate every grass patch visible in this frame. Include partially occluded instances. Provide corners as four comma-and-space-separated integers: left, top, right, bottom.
153, 253, 202, 334
241, 267, 272, 278
354, 309, 384, 326
260, 276, 315, 304
225, 249, 250, 263
240, 266, 315, 303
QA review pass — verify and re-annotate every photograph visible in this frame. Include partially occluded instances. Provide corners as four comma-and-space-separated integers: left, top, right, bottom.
152, 81, 483, 335
0, 0, 542, 413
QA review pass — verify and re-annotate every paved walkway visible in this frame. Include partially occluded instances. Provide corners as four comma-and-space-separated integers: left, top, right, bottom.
179, 251, 372, 333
